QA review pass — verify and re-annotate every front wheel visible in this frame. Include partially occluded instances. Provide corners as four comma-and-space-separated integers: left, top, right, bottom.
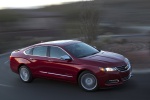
19, 66, 33, 83
78, 71, 98, 91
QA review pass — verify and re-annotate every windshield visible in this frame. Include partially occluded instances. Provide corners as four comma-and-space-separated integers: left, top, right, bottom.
64, 42, 100, 58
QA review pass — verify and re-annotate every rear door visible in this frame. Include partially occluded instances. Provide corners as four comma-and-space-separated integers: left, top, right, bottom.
26, 46, 49, 76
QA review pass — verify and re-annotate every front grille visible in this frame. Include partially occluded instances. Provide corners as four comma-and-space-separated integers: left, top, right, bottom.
122, 74, 132, 81
122, 76, 129, 81
116, 65, 129, 72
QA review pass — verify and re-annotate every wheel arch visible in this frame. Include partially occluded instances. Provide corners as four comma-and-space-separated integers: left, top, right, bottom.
17, 64, 29, 73
77, 69, 95, 82
77, 69, 99, 91
18, 64, 33, 83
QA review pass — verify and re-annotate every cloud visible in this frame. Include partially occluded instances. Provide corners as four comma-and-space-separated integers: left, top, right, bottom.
0, 0, 83, 9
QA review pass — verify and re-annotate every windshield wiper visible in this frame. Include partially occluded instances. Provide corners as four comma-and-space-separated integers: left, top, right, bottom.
78, 55, 89, 58
78, 52, 99, 58
90, 52, 99, 56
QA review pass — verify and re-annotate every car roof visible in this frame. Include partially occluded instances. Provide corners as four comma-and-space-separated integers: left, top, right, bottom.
37, 40, 80, 47
20, 40, 81, 51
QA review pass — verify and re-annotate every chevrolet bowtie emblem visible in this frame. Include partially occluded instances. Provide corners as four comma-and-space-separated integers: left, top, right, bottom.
125, 66, 128, 69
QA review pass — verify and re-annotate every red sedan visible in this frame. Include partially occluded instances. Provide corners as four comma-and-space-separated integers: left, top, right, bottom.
10, 40, 132, 91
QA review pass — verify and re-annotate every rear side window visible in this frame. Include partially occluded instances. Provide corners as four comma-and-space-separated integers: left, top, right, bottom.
25, 49, 32, 55
32, 46, 47, 57
50, 46, 68, 58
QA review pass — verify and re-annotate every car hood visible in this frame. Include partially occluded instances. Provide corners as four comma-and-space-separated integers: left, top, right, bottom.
80, 51, 126, 67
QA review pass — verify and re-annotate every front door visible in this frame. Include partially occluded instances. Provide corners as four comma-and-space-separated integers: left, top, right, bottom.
44, 46, 78, 82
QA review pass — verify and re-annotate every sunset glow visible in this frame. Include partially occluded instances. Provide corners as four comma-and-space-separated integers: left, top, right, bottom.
0, 0, 84, 9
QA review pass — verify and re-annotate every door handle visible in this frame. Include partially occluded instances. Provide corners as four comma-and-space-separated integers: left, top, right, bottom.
48, 59, 53, 62
30, 58, 34, 60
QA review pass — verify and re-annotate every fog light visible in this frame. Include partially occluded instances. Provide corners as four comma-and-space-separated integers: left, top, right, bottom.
108, 79, 119, 84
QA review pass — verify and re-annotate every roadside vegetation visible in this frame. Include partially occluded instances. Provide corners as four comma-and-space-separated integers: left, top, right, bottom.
0, 0, 150, 67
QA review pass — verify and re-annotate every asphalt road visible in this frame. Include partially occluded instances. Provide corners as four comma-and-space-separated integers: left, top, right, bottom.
0, 53, 150, 100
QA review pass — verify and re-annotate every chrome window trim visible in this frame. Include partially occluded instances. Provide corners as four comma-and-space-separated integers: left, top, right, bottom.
49, 46, 74, 60
23, 45, 74, 60
24, 49, 32, 55
39, 71, 73, 78
23, 45, 48, 56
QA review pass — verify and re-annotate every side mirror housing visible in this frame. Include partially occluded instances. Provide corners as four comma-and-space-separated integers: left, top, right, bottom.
60, 55, 72, 61
93, 46, 97, 49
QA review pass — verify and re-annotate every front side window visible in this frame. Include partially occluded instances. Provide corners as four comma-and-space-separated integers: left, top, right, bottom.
50, 46, 68, 58
32, 46, 47, 57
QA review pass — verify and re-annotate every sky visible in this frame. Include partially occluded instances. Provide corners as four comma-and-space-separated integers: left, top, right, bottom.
0, 0, 85, 10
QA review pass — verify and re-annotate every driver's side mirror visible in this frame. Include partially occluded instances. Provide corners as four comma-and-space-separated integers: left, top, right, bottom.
60, 55, 72, 61
93, 46, 97, 49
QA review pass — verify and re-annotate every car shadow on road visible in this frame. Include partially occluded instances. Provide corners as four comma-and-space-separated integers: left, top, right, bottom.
9, 74, 138, 93
32, 77, 138, 93
98, 78, 137, 92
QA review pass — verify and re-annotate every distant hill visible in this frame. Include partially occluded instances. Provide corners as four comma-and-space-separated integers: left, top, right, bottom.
1, 0, 150, 25
40, 0, 150, 25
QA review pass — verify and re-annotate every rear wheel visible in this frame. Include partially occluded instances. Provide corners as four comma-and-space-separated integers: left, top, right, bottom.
19, 66, 33, 83
78, 71, 98, 91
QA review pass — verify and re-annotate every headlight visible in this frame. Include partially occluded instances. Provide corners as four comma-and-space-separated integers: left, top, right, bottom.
99, 67, 117, 72
105, 67, 117, 71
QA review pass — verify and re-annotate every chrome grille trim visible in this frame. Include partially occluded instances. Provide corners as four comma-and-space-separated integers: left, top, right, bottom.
116, 65, 130, 72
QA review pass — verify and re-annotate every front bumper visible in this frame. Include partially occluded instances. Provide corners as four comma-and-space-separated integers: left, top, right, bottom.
97, 69, 132, 88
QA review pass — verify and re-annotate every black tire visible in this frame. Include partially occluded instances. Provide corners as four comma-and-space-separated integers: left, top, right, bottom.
78, 71, 98, 91
19, 65, 33, 83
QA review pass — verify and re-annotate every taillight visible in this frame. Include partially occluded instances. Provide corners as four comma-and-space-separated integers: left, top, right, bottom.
10, 56, 12, 59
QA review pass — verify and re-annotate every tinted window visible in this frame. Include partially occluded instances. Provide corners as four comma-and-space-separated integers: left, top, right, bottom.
25, 49, 32, 55
50, 46, 68, 58
32, 46, 47, 57
65, 42, 99, 58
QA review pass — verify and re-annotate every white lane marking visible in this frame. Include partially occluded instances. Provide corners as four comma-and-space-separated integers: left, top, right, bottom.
4, 60, 9, 64
0, 84, 13, 87
0, 52, 11, 57
133, 69, 150, 74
